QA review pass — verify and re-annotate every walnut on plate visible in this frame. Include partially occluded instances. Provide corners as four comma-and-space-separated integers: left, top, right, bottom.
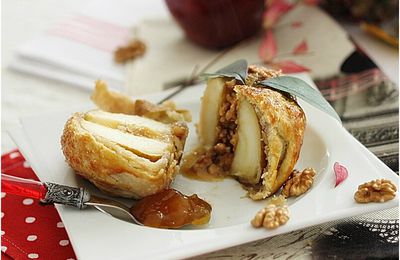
354, 179, 397, 203
251, 204, 290, 229
281, 168, 316, 198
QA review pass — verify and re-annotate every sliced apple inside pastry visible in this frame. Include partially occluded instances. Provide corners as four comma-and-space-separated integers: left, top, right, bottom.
61, 109, 189, 199
198, 77, 225, 147
182, 65, 306, 200
230, 98, 262, 185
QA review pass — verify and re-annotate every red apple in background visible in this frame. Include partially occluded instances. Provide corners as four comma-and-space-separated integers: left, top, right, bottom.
165, 0, 264, 49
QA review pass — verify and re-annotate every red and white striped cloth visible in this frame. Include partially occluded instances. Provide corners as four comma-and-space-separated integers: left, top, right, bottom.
46, 15, 131, 53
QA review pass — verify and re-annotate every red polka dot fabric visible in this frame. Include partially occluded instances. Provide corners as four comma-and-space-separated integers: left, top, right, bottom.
1, 150, 76, 260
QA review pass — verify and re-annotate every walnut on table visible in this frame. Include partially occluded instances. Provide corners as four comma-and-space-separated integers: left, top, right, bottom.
281, 168, 316, 198
251, 204, 290, 229
114, 39, 146, 64
354, 179, 397, 203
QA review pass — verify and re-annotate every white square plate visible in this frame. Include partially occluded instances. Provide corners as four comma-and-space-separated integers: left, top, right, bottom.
9, 76, 399, 260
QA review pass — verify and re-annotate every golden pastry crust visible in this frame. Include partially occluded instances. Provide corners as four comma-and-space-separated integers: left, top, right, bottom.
236, 85, 306, 199
61, 111, 188, 199
245, 65, 283, 87
91, 80, 191, 123
91, 80, 137, 115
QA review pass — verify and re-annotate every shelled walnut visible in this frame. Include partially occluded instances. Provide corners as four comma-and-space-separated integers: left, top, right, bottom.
354, 179, 397, 203
251, 204, 290, 229
114, 39, 146, 64
282, 168, 316, 198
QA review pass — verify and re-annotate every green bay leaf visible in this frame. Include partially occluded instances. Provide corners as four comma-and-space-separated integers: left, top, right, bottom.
260, 76, 341, 123
201, 59, 248, 84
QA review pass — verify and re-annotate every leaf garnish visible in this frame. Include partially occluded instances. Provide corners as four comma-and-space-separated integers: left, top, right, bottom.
201, 60, 341, 122
201, 59, 248, 84
260, 76, 341, 122
334, 162, 348, 187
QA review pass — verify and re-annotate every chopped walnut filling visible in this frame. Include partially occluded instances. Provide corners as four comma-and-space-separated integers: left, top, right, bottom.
209, 79, 238, 175
181, 79, 240, 179
282, 168, 316, 198
354, 179, 397, 203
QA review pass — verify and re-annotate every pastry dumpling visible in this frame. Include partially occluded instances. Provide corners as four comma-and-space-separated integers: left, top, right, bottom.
183, 65, 306, 200
61, 82, 190, 199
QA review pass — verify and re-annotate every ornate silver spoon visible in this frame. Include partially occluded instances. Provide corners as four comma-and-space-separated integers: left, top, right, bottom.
1, 173, 142, 225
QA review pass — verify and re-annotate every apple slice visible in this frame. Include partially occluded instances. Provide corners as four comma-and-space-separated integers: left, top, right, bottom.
231, 98, 262, 184
85, 110, 170, 134
81, 120, 168, 160
198, 78, 225, 147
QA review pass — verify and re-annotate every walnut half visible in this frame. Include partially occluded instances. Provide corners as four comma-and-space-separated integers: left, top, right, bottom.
354, 179, 397, 203
282, 168, 316, 198
251, 204, 290, 229
114, 39, 146, 64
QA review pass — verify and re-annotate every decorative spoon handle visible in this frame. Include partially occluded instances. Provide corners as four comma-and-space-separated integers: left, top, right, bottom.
1, 173, 90, 209
1, 173, 47, 200
43, 182, 90, 209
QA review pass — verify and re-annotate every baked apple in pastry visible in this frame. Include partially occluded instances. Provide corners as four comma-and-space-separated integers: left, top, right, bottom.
61, 83, 189, 199
183, 65, 306, 200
